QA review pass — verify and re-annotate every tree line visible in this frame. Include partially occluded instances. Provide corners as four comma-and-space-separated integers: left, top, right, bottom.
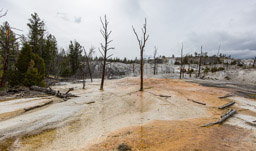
0, 12, 149, 91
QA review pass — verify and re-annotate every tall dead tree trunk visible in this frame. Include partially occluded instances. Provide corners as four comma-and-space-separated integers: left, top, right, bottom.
153, 46, 158, 75
133, 63, 135, 74
132, 18, 149, 91
82, 72, 86, 89
83, 46, 94, 82
217, 43, 221, 57
99, 15, 114, 90
179, 43, 183, 79
198, 46, 203, 78
0, 25, 10, 87
253, 57, 256, 68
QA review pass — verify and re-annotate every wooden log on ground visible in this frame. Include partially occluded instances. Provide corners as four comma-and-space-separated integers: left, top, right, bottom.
24, 100, 53, 112
187, 99, 206, 105
30, 86, 78, 101
218, 101, 235, 109
221, 109, 233, 118
85, 101, 95, 104
147, 91, 171, 98
219, 94, 233, 99
201, 109, 237, 127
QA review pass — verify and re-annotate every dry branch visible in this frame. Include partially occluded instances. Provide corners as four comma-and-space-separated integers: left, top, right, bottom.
147, 91, 171, 98
218, 101, 235, 109
201, 109, 237, 127
187, 99, 206, 105
85, 101, 95, 104
24, 100, 53, 112
30, 86, 78, 101
218, 94, 233, 99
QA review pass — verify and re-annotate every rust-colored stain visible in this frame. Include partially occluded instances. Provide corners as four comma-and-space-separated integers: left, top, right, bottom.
80, 78, 256, 151
85, 119, 254, 151
2, 78, 256, 151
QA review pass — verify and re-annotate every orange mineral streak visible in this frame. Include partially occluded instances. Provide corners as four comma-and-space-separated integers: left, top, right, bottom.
81, 78, 255, 151
85, 120, 253, 151
2, 78, 255, 151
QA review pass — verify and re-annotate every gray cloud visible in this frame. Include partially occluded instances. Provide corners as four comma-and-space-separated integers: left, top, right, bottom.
2, 0, 256, 59
184, 31, 256, 59
56, 12, 69, 21
56, 12, 82, 24
74, 17, 81, 23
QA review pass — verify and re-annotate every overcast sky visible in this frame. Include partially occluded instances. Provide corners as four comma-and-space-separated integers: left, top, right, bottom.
1, 0, 256, 59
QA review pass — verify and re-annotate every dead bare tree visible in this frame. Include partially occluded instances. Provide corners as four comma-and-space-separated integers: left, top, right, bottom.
99, 15, 114, 90
217, 43, 221, 57
253, 57, 256, 68
179, 43, 183, 79
83, 46, 94, 83
198, 46, 203, 78
153, 46, 158, 75
132, 18, 149, 91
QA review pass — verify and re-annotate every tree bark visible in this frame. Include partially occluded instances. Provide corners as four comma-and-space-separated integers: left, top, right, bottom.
140, 48, 143, 91
99, 15, 114, 90
179, 44, 183, 79
132, 18, 149, 91
0, 26, 10, 87
198, 46, 203, 78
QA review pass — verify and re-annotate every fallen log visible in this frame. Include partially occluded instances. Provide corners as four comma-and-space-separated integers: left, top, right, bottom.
221, 109, 233, 118
187, 99, 206, 105
201, 109, 237, 127
24, 100, 53, 112
30, 86, 78, 101
85, 101, 95, 104
218, 101, 235, 109
219, 94, 233, 99
147, 91, 172, 98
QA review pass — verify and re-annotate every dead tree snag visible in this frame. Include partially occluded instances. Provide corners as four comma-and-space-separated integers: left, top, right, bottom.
132, 18, 149, 91
99, 15, 114, 90
153, 46, 158, 75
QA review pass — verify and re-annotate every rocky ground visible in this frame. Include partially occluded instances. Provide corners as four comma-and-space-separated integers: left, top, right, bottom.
0, 77, 255, 151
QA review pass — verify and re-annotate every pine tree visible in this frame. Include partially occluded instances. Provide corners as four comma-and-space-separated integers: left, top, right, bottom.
68, 41, 82, 75
27, 13, 45, 56
43, 34, 57, 75
14, 43, 45, 86
0, 22, 19, 87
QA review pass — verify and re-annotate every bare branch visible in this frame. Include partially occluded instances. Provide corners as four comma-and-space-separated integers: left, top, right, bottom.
132, 26, 142, 47
107, 54, 113, 59
107, 47, 114, 51
107, 40, 113, 44
98, 48, 104, 57
0, 9, 8, 18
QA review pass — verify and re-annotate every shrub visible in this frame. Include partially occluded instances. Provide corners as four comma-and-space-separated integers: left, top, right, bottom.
210, 67, 218, 73
204, 67, 210, 73
174, 61, 180, 65
225, 76, 231, 80
60, 68, 72, 77
7, 69, 21, 87
237, 64, 243, 67
23, 60, 45, 87
9, 43, 46, 87
218, 67, 225, 71
187, 68, 194, 74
